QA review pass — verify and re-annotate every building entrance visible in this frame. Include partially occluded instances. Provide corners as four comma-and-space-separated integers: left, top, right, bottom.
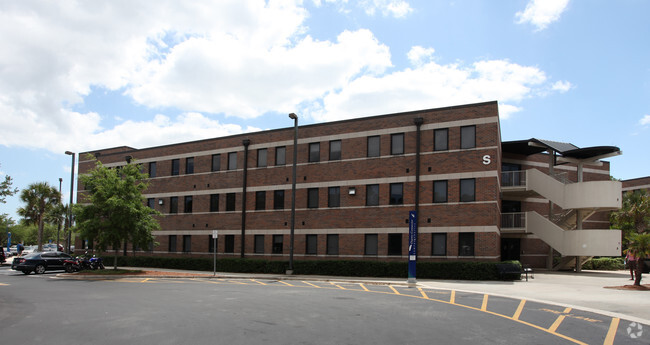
501, 238, 521, 261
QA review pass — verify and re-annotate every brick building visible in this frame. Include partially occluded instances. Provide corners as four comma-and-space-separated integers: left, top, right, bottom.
75, 101, 622, 268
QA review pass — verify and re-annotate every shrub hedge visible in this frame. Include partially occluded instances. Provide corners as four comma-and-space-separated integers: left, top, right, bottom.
112, 255, 521, 281
581, 257, 625, 271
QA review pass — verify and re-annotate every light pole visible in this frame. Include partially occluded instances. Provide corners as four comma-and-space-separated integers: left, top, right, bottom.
287, 113, 298, 274
65, 151, 75, 253
57, 177, 62, 251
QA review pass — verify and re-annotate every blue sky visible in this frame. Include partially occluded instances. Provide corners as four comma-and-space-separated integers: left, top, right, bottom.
1, 0, 649, 222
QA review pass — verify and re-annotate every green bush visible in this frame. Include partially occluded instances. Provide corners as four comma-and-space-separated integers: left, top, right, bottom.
110, 255, 520, 281
581, 257, 624, 271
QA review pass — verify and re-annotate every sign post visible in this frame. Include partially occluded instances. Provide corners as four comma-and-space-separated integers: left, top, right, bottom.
408, 211, 417, 286
212, 230, 218, 276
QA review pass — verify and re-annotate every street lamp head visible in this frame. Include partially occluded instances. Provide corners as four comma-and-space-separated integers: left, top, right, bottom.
65, 151, 74, 155
59, 177, 63, 182
288, 113, 298, 120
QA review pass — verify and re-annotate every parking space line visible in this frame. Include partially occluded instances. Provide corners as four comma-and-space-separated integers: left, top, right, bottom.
548, 307, 572, 333
388, 286, 400, 295
603, 317, 619, 345
330, 282, 346, 289
513, 299, 526, 320
277, 280, 294, 287
302, 281, 321, 288
251, 279, 267, 286
449, 290, 455, 304
418, 288, 428, 299
359, 283, 370, 292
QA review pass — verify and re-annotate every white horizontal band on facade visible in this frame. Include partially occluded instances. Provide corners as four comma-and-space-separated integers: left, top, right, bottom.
502, 158, 611, 176
89, 116, 498, 167
623, 184, 650, 191
152, 225, 499, 236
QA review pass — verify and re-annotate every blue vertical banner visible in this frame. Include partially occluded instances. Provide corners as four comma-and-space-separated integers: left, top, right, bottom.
408, 211, 417, 282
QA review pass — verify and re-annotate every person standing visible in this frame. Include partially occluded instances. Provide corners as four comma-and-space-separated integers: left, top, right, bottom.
17, 242, 24, 256
626, 250, 638, 281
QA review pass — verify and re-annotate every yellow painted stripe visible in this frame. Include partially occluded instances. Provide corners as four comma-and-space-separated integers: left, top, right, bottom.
513, 300, 526, 320
251, 279, 266, 286
278, 281, 294, 287
330, 282, 345, 290
0, 283, 9, 286
603, 318, 620, 345
389, 286, 400, 295
418, 288, 429, 299
481, 294, 489, 311
227, 280, 248, 285
548, 307, 571, 333
359, 283, 370, 292
141, 278, 152, 283
450, 290, 455, 304
302, 281, 321, 288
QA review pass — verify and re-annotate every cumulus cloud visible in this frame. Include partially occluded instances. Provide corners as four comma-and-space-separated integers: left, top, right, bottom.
640, 115, 650, 126
360, 0, 413, 18
551, 80, 573, 92
516, 0, 570, 31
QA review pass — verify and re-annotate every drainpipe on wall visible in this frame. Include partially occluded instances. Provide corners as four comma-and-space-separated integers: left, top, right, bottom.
413, 117, 423, 226
241, 139, 250, 258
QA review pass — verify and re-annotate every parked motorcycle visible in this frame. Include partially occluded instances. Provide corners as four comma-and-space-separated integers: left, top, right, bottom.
63, 258, 81, 273
89, 255, 105, 270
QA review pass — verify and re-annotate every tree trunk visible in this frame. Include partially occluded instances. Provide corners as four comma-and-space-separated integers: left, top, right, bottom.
634, 258, 644, 286
37, 216, 44, 252
114, 248, 118, 270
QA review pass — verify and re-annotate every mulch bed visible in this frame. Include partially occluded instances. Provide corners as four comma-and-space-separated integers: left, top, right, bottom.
604, 284, 650, 291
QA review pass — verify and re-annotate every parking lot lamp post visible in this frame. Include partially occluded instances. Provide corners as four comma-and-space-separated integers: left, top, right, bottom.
65, 151, 75, 253
57, 177, 62, 250
287, 113, 298, 274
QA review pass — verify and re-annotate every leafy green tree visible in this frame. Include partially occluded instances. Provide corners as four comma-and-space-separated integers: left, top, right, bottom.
1, 164, 19, 204
626, 233, 650, 286
17, 182, 61, 251
611, 190, 650, 237
74, 158, 161, 269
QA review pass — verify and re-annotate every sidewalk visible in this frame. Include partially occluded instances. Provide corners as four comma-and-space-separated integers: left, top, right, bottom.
110, 267, 649, 324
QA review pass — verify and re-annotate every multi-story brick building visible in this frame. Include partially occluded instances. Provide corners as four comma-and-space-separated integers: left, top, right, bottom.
75, 101, 622, 268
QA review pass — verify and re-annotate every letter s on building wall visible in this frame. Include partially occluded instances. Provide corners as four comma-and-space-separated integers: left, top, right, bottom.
482, 155, 491, 165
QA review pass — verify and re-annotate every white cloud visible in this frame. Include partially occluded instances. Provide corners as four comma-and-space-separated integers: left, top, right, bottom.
360, 0, 413, 18
551, 80, 572, 92
407, 46, 435, 66
640, 115, 650, 126
516, 0, 570, 31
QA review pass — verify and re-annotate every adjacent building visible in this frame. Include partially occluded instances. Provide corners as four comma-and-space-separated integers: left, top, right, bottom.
75, 101, 623, 268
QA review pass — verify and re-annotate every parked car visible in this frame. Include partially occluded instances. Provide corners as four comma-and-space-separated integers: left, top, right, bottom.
21, 245, 38, 255
9, 245, 18, 255
12, 251, 74, 274
43, 243, 64, 252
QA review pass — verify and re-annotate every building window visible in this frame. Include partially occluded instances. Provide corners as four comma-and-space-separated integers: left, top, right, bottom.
211, 154, 221, 172
148, 162, 157, 178
328, 187, 340, 208
326, 234, 339, 255
274, 190, 284, 210
183, 235, 191, 253
434, 128, 448, 151
307, 188, 319, 208
169, 197, 178, 214
329, 140, 341, 160
460, 178, 475, 202
226, 193, 236, 211
389, 183, 403, 205
186, 157, 194, 174
365, 234, 378, 255
168, 235, 177, 252
432, 233, 447, 256
225, 235, 235, 253
255, 191, 266, 211
366, 184, 379, 206
433, 180, 448, 203
275, 146, 286, 165
306, 235, 318, 255
461, 125, 476, 149
388, 233, 402, 256
459, 232, 475, 256
184, 196, 193, 213
208, 235, 217, 253
257, 148, 267, 167
272, 235, 283, 254
391, 133, 404, 155
147, 198, 155, 209
254, 235, 264, 254
309, 142, 320, 162
171, 159, 180, 176
228, 152, 237, 170
367, 135, 380, 157
210, 194, 219, 212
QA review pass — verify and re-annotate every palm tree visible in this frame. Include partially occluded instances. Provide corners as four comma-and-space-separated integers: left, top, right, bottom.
626, 233, 650, 286
17, 182, 61, 252
611, 190, 650, 236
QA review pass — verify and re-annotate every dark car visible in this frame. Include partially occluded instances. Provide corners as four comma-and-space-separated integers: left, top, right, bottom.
12, 251, 74, 274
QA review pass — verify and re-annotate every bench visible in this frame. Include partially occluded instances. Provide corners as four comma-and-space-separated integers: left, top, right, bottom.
496, 263, 534, 281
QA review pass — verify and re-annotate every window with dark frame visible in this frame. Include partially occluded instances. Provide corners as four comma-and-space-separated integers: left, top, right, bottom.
391, 133, 404, 155
257, 148, 267, 167
182, 235, 191, 253
460, 178, 475, 202
168, 235, 177, 252
367, 135, 380, 157
388, 233, 402, 256
210, 194, 219, 212
171, 159, 180, 176
326, 234, 339, 255
147, 198, 155, 209
309, 142, 320, 162
169, 197, 178, 214
328, 187, 340, 208
365, 234, 378, 255
366, 184, 379, 206
225, 235, 235, 253
461, 125, 476, 149
275, 146, 286, 165
306, 235, 317, 255
255, 191, 266, 210
432, 233, 447, 256
389, 183, 403, 205
272, 235, 283, 254
433, 180, 448, 203
307, 188, 319, 208
228, 152, 237, 170
254, 235, 264, 254
186, 157, 194, 174
434, 128, 448, 151
211, 154, 221, 172
329, 140, 341, 160
148, 162, 157, 178
274, 190, 284, 210
458, 232, 475, 256
226, 193, 236, 211
184, 196, 193, 213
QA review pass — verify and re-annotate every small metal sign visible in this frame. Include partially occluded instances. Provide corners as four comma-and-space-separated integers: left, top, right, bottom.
408, 211, 417, 284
